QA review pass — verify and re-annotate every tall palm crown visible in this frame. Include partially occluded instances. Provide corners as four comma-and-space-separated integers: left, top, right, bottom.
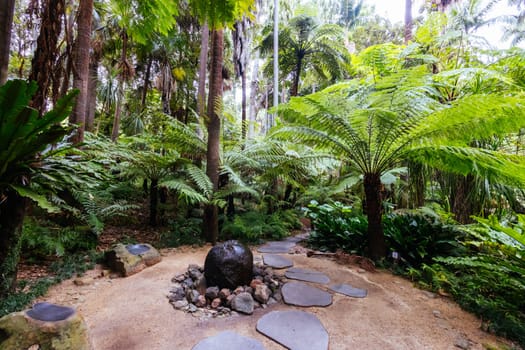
272, 66, 525, 259
261, 14, 351, 97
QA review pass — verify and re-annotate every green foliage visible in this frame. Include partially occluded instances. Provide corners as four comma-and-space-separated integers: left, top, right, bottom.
220, 210, 299, 243
383, 209, 465, 269
159, 218, 204, 247
0, 79, 77, 209
305, 200, 368, 253
0, 252, 100, 317
20, 219, 97, 259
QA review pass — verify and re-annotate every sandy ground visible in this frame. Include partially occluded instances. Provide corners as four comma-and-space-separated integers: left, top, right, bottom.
39, 244, 514, 350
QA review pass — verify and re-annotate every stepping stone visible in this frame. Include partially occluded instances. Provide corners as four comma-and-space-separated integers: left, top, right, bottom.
285, 267, 330, 284
329, 283, 368, 298
257, 310, 329, 350
284, 235, 305, 243
192, 331, 265, 350
282, 281, 332, 307
26, 302, 75, 322
262, 254, 293, 269
257, 241, 296, 254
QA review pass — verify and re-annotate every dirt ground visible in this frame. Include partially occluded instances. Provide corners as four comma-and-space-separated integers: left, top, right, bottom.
39, 244, 515, 350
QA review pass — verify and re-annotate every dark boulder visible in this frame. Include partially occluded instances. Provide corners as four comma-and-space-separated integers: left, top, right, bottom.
204, 240, 253, 289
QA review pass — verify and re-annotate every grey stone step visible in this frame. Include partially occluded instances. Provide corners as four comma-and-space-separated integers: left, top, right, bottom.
285, 267, 330, 284
282, 281, 332, 307
192, 331, 265, 350
262, 254, 294, 269
329, 283, 368, 298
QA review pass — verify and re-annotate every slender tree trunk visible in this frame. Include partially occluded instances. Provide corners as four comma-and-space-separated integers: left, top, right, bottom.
0, 0, 15, 84
149, 178, 158, 226
248, 50, 260, 138
203, 29, 224, 245
0, 191, 27, 299
111, 31, 129, 142
70, 0, 94, 144
58, 8, 75, 102
404, 0, 413, 44
29, 0, 65, 114
364, 173, 386, 260
85, 54, 99, 132
197, 22, 209, 119
141, 55, 153, 110
291, 56, 303, 97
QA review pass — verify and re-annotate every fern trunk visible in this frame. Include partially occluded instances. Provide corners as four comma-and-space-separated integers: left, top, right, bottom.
364, 173, 386, 260
0, 190, 27, 299
203, 28, 224, 245
149, 178, 158, 226
451, 174, 477, 224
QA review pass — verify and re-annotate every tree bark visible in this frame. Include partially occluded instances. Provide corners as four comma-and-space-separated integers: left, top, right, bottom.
149, 178, 158, 226
451, 174, 477, 224
70, 0, 94, 144
291, 55, 303, 97
0, 190, 27, 299
85, 54, 99, 132
0, 0, 15, 85
197, 22, 209, 119
29, 0, 65, 115
111, 31, 129, 142
364, 173, 386, 260
203, 29, 224, 245
141, 55, 153, 110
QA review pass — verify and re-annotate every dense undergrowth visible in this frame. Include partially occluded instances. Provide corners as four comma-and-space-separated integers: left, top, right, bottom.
305, 200, 525, 348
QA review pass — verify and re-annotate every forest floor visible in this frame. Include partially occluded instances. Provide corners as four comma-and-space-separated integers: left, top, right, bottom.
24, 227, 518, 350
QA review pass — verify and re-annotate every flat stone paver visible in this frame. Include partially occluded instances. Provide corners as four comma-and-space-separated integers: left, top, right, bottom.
285, 267, 330, 284
282, 281, 332, 307
26, 302, 75, 322
329, 283, 368, 298
256, 310, 329, 350
257, 241, 296, 254
192, 331, 265, 350
284, 234, 307, 243
262, 254, 294, 269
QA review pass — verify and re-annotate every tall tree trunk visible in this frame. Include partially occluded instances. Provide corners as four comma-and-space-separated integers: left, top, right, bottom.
29, 0, 65, 114
233, 18, 249, 140
364, 173, 386, 260
197, 22, 209, 119
203, 29, 224, 245
248, 50, 260, 138
149, 178, 158, 226
69, 0, 94, 144
404, 0, 413, 44
141, 55, 153, 110
291, 56, 303, 97
85, 53, 99, 132
0, 0, 15, 84
0, 190, 27, 299
111, 31, 129, 142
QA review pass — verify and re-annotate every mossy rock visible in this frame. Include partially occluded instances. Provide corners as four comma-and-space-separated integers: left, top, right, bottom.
0, 303, 91, 350
105, 243, 161, 277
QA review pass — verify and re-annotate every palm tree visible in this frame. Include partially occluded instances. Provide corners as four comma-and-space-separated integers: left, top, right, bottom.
0, 0, 15, 84
260, 14, 350, 97
273, 67, 525, 260
70, 0, 94, 144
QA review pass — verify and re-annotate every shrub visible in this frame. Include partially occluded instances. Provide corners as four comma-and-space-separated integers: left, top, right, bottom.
305, 200, 368, 253
159, 218, 203, 247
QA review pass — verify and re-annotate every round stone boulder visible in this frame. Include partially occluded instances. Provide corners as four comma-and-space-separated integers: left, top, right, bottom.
204, 240, 253, 289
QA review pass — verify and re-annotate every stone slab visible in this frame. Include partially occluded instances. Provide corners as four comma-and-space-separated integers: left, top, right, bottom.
262, 254, 294, 269
284, 233, 309, 243
256, 310, 329, 350
257, 241, 296, 254
329, 283, 368, 298
282, 281, 332, 307
26, 302, 75, 322
285, 267, 330, 284
126, 244, 151, 255
192, 331, 265, 350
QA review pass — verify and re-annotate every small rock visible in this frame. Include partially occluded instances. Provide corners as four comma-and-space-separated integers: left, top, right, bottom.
423, 291, 437, 299
250, 279, 263, 289
433, 310, 442, 319
196, 295, 207, 308
357, 268, 366, 273
234, 286, 244, 295
267, 297, 277, 305
172, 274, 186, 283
189, 268, 203, 281
172, 299, 189, 310
245, 287, 253, 295
272, 291, 283, 302
101, 270, 111, 277
231, 292, 254, 315
188, 304, 198, 313
186, 289, 200, 304
219, 288, 231, 300
73, 277, 94, 286
205, 286, 220, 300
211, 298, 222, 309
168, 284, 185, 301
254, 284, 272, 304
226, 294, 235, 306
194, 276, 207, 293
454, 335, 471, 349
264, 267, 274, 276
